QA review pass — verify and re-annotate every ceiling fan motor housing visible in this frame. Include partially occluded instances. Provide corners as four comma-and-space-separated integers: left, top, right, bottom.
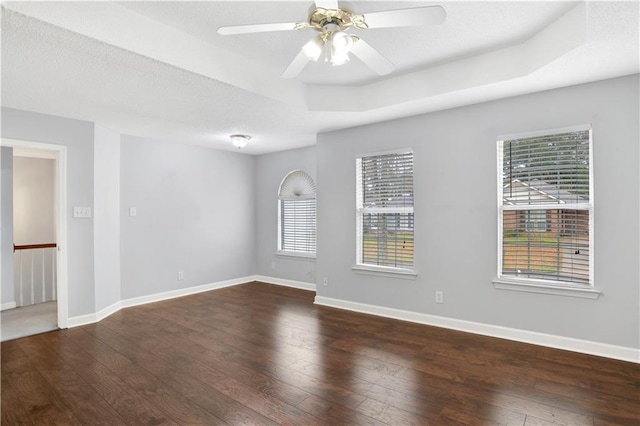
308, 7, 366, 31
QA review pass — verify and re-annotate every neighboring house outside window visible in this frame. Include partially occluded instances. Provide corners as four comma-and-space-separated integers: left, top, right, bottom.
524, 209, 547, 232
356, 150, 414, 272
278, 170, 316, 257
497, 126, 592, 287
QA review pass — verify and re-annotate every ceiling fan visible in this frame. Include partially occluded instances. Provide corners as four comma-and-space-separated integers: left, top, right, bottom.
217, 0, 446, 79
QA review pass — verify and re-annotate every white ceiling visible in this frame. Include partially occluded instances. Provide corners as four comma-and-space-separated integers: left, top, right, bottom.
2, 1, 638, 155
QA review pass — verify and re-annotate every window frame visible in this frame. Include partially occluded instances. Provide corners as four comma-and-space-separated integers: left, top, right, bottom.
354, 148, 416, 277
494, 124, 599, 298
277, 170, 316, 259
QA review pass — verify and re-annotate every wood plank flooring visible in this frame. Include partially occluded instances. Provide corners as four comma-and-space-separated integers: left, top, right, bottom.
2, 282, 639, 425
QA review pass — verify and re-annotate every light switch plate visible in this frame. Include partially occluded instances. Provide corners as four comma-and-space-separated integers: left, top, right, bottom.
129, 207, 137, 217
73, 207, 92, 218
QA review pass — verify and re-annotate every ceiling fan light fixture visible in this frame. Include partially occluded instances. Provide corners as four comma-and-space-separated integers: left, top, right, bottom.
328, 30, 354, 66
230, 134, 251, 149
330, 51, 350, 66
331, 30, 354, 55
302, 36, 324, 62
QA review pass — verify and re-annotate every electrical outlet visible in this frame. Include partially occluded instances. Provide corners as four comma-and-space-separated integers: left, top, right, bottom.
177, 271, 184, 281
73, 207, 92, 218
435, 291, 444, 304
271, 261, 276, 270
323, 277, 328, 287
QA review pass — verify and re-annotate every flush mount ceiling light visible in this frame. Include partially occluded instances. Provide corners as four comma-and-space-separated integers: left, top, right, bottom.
217, 1, 446, 79
230, 134, 251, 149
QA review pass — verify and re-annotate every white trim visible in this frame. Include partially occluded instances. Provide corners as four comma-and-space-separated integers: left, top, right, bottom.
56, 147, 68, 328
497, 139, 504, 278
123, 277, 246, 308
357, 206, 414, 214
95, 300, 122, 323
13, 148, 57, 160
355, 150, 415, 271
355, 147, 413, 159
352, 264, 416, 279
66, 312, 98, 328
254, 275, 316, 291
497, 124, 592, 142
496, 127, 594, 289
67, 276, 254, 327
1, 138, 64, 152
492, 278, 601, 299
67, 276, 315, 327
314, 296, 639, 363
588, 126, 595, 292
1, 302, 17, 311
276, 251, 316, 260
501, 204, 591, 211
278, 194, 315, 201
1, 139, 68, 329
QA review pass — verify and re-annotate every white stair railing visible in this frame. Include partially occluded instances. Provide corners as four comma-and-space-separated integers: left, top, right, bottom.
13, 243, 57, 307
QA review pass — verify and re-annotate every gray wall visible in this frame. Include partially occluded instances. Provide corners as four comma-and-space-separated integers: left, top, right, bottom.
120, 135, 256, 299
315, 75, 639, 349
2, 108, 258, 316
1, 147, 14, 306
13, 157, 55, 245
94, 125, 121, 311
1, 108, 96, 317
255, 146, 316, 282
3, 74, 638, 353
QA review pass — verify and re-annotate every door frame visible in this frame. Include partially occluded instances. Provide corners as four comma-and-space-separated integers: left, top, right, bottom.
1, 138, 68, 328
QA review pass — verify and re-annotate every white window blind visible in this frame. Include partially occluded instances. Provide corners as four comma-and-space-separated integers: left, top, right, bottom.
278, 170, 316, 255
356, 150, 414, 270
498, 127, 592, 286
280, 198, 316, 254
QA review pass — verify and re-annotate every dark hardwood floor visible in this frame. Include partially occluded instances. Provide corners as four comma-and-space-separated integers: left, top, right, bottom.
2, 281, 639, 425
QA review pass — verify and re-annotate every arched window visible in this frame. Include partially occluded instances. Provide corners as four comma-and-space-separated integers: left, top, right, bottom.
278, 170, 316, 256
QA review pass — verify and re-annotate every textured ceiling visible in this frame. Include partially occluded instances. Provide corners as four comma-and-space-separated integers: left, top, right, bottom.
1, 1, 638, 154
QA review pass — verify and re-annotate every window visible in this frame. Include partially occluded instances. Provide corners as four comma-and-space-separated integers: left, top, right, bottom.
498, 126, 592, 287
356, 150, 414, 271
525, 210, 548, 232
278, 170, 316, 256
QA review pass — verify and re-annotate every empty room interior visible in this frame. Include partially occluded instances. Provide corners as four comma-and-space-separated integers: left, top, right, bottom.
1, 1, 639, 424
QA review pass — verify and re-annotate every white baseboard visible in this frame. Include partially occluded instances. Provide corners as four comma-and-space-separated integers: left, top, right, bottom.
314, 296, 639, 364
67, 312, 98, 328
96, 300, 123, 322
121, 276, 248, 309
254, 275, 316, 291
1, 302, 17, 311
67, 276, 254, 328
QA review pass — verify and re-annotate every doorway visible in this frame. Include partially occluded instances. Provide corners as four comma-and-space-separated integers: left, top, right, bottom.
1, 139, 68, 341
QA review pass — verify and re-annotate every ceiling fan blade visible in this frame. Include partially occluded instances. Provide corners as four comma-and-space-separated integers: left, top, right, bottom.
361, 6, 446, 29
314, 0, 339, 10
282, 49, 311, 79
350, 39, 394, 76
217, 22, 302, 36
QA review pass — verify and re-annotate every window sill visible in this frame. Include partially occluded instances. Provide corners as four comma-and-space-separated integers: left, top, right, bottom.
492, 278, 601, 299
352, 264, 417, 280
276, 251, 316, 260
